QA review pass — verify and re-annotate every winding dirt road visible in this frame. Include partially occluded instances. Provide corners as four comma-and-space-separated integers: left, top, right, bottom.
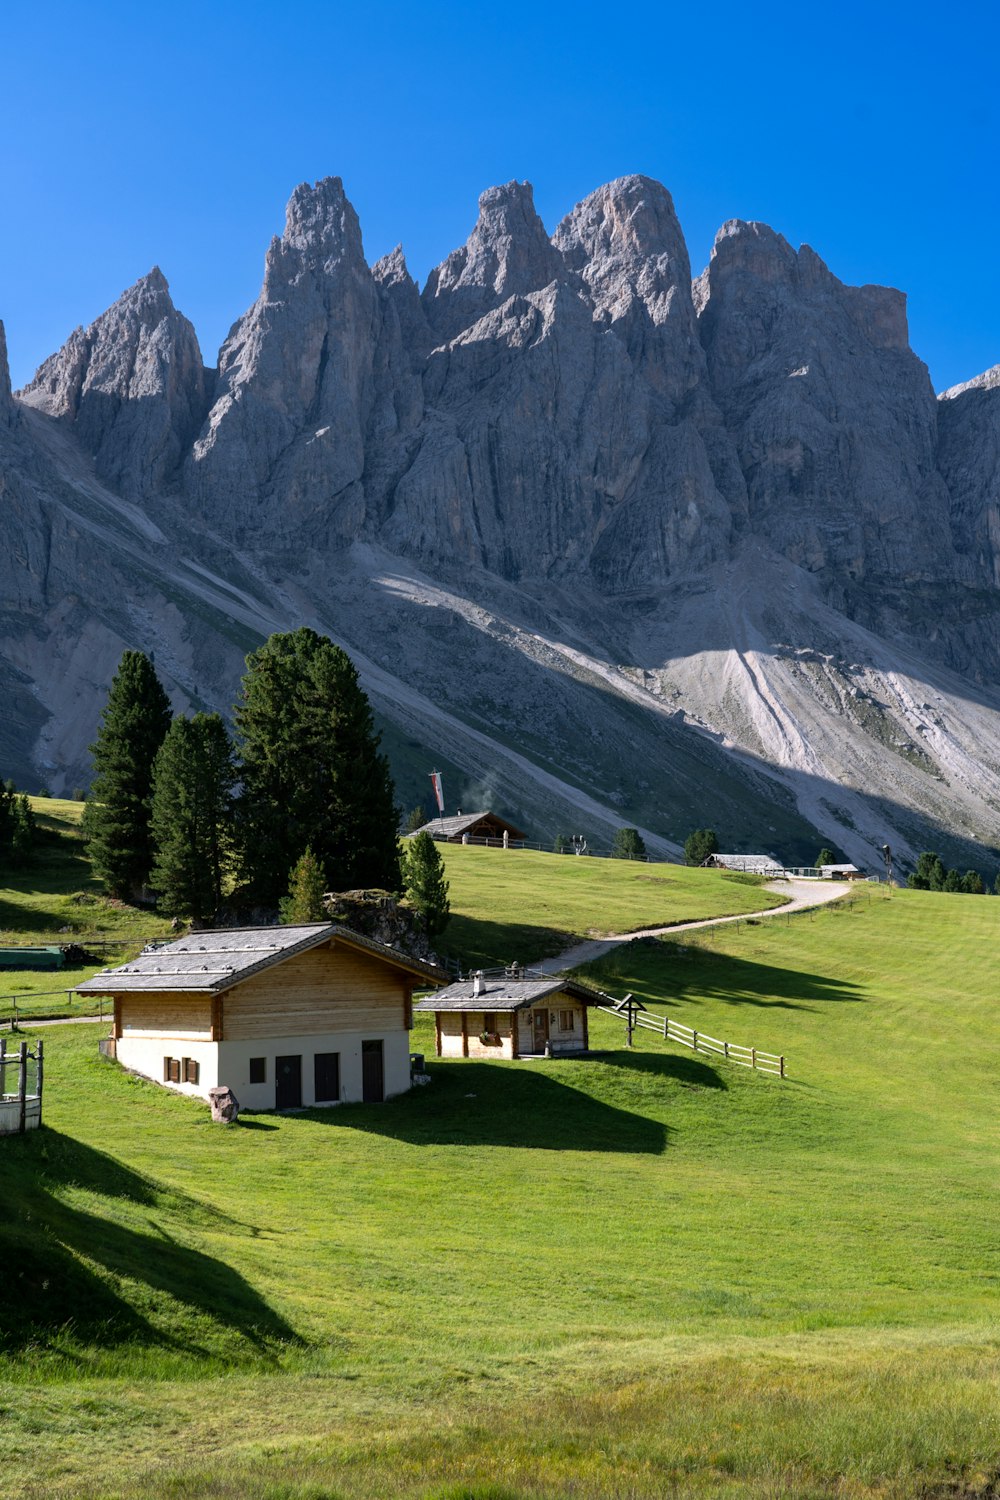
535, 877, 853, 974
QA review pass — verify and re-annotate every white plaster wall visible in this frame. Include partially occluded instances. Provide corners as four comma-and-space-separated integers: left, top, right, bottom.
218, 1029, 412, 1111
116, 1036, 219, 1099
116, 1030, 412, 1110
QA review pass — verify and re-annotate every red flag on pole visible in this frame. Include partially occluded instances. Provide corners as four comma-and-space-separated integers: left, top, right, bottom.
429, 770, 444, 814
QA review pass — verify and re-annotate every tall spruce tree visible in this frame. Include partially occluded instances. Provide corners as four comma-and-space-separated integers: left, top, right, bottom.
149, 713, 235, 920
235, 629, 400, 904
403, 832, 451, 936
83, 651, 172, 898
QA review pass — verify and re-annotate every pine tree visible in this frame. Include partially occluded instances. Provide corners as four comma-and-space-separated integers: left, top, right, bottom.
235, 629, 400, 904
82, 652, 172, 899
404, 805, 428, 834
611, 827, 646, 860
9, 795, 36, 866
684, 828, 719, 865
403, 831, 450, 936
962, 869, 985, 895
908, 852, 946, 891
149, 713, 235, 920
942, 867, 964, 893
279, 847, 329, 924
815, 846, 835, 869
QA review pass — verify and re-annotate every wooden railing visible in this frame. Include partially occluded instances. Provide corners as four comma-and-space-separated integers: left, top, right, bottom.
595, 1002, 786, 1078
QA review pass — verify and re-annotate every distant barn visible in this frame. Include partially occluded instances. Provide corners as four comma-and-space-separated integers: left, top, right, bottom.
412, 810, 527, 845
701, 853, 784, 876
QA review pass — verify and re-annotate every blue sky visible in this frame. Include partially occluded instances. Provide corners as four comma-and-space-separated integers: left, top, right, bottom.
1, 0, 997, 392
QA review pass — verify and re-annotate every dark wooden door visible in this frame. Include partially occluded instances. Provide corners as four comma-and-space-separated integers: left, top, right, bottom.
275, 1054, 302, 1110
361, 1040, 384, 1103
314, 1051, 340, 1103
532, 1009, 549, 1052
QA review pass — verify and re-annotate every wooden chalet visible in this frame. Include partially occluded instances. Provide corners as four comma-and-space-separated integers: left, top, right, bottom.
411, 810, 527, 845
415, 968, 600, 1059
76, 925, 445, 1111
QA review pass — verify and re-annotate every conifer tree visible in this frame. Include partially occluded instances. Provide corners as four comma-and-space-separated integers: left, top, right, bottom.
0, 784, 36, 867
235, 629, 400, 904
403, 831, 451, 936
611, 827, 646, 860
278, 847, 328, 924
684, 828, 719, 865
815, 846, 835, 869
149, 713, 235, 920
83, 651, 172, 898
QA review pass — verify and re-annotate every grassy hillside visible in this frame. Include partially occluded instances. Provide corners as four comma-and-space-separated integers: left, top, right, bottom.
438, 843, 784, 964
0, 797, 173, 1020
2, 885, 998, 1498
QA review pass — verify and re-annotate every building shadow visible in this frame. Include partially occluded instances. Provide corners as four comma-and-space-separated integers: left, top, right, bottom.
303, 1060, 668, 1154
0, 1127, 299, 1357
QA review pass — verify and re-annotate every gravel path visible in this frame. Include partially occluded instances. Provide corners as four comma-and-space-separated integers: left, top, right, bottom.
534, 878, 853, 974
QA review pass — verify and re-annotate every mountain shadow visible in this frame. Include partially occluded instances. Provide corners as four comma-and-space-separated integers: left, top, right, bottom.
0, 1127, 299, 1356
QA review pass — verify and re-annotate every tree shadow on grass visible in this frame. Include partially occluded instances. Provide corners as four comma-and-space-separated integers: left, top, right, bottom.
0, 1127, 299, 1357
584, 940, 867, 1014
589, 1048, 727, 1090
301, 1059, 668, 1154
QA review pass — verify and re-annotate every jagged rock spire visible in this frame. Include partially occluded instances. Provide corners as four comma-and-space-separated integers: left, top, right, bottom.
422, 181, 565, 342
0, 320, 12, 425
17, 268, 207, 496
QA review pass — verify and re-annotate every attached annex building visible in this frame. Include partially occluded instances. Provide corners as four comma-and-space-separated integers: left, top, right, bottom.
76, 925, 444, 1111
415, 969, 601, 1059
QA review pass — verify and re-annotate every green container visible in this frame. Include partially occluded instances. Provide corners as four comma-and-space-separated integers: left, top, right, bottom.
0, 946, 65, 971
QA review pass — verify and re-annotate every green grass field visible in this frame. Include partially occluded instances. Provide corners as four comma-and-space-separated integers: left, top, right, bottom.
1, 844, 998, 1497
438, 843, 783, 965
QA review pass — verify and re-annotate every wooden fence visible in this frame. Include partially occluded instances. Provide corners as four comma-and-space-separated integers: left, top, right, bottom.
1, 990, 108, 1030
0, 1037, 43, 1133
595, 1001, 786, 1078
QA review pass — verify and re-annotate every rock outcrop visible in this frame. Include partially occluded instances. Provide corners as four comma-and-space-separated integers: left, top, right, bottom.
938, 366, 1000, 588
695, 220, 956, 587
17, 269, 208, 497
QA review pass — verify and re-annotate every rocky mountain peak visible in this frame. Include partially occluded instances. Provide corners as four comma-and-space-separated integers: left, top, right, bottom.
278, 176, 365, 268
16, 268, 208, 496
421, 179, 565, 342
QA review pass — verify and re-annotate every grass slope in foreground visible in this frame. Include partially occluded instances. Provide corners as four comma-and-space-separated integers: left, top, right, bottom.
438, 842, 783, 965
1, 886, 998, 1497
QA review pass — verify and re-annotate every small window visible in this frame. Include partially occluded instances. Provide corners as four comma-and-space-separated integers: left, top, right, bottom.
314, 1051, 340, 1103
182, 1057, 199, 1085
560, 1010, 575, 1032
164, 1057, 180, 1083
482, 1012, 497, 1031
249, 1057, 266, 1084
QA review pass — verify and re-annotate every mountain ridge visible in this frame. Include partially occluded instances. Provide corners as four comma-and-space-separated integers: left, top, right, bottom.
3, 173, 1000, 874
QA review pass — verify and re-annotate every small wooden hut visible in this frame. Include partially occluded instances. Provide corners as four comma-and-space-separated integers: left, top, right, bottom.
411, 810, 527, 845
415, 969, 600, 1059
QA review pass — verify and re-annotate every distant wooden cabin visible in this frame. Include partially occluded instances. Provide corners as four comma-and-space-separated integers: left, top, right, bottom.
412, 810, 527, 845
415, 970, 600, 1059
820, 863, 864, 880
76, 925, 445, 1111
701, 853, 784, 876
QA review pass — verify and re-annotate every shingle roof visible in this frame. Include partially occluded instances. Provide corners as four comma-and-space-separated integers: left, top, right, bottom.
410, 810, 527, 840
414, 975, 599, 1013
76, 923, 446, 995
703, 853, 783, 874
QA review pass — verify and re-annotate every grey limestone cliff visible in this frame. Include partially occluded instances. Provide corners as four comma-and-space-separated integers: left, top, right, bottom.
18, 269, 208, 498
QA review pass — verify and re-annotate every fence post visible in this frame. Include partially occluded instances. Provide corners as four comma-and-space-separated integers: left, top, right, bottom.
693, 1030, 698, 1053
663, 1017, 668, 1040
779, 1055, 785, 1079
751, 1046, 756, 1071
724, 1040, 729, 1058
18, 1041, 27, 1134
